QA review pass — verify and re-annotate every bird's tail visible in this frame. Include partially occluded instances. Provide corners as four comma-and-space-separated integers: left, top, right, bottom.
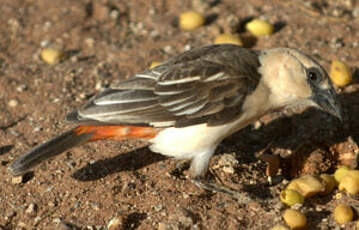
8, 126, 159, 176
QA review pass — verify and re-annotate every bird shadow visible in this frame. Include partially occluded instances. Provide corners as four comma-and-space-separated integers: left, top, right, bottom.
123, 212, 147, 230
0, 145, 13, 156
204, 13, 219, 26
273, 21, 286, 33
306, 210, 332, 230
72, 87, 359, 199
71, 147, 166, 181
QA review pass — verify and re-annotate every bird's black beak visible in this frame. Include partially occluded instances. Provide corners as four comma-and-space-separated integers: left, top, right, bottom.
312, 88, 342, 121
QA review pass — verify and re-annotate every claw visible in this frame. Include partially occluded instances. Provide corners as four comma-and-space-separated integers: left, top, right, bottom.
191, 179, 255, 204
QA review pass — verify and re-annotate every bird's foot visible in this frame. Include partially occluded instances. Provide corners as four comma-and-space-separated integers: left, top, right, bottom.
191, 178, 255, 204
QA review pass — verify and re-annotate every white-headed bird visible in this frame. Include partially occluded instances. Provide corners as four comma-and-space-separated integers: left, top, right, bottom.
9, 44, 341, 192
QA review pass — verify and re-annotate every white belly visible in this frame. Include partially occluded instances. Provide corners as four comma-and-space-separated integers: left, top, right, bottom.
148, 118, 251, 160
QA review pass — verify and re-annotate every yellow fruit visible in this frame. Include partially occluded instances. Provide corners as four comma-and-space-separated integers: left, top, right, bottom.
287, 175, 325, 198
319, 174, 337, 195
283, 209, 307, 230
271, 224, 289, 230
245, 19, 274, 37
280, 189, 304, 207
334, 166, 351, 183
330, 60, 352, 87
179, 11, 205, 31
150, 61, 162, 69
41, 48, 65, 65
338, 170, 359, 195
214, 34, 243, 46
334, 204, 353, 224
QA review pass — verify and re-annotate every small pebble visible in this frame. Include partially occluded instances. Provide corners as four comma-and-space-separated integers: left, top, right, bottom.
25, 203, 37, 216
183, 44, 191, 51
110, 10, 120, 20
48, 201, 56, 207
11, 176, 23, 184
34, 126, 43, 132
108, 217, 123, 230
253, 121, 262, 129
53, 218, 62, 223
158, 222, 168, 230
154, 204, 164, 211
34, 216, 42, 223
222, 166, 235, 174
70, 55, 78, 63
91, 203, 100, 211
213, 153, 238, 174
40, 40, 49, 47
8, 99, 18, 107
95, 81, 102, 91
353, 7, 359, 17
182, 192, 189, 199
17, 222, 26, 228
16, 85, 27, 92
85, 38, 95, 47
164, 45, 173, 54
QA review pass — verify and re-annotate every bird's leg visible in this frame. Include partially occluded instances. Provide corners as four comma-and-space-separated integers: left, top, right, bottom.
189, 152, 256, 203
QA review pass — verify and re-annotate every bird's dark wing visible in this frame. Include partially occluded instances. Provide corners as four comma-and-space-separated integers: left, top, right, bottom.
67, 44, 262, 127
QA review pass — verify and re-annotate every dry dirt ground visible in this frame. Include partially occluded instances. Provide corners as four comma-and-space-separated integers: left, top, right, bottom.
1, 0, 359, 229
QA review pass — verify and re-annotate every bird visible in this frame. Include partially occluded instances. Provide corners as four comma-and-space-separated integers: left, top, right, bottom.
8, 44, 341, 194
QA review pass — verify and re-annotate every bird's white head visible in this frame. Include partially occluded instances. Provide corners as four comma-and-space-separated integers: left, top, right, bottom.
258, 48, 341, 120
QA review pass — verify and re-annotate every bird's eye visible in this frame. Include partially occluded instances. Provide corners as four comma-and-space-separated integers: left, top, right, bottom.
309, 71, 318, 81
307, 68, 322, 84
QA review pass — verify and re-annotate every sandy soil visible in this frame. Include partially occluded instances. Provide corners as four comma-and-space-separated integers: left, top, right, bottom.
1, 0, 359, 229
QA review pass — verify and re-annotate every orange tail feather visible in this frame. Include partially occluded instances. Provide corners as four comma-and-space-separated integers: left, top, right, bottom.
74, 126, 160, 142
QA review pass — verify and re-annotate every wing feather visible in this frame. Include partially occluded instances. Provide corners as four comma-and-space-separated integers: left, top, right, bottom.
94, 90, 157, 105
67, 44, 261, 127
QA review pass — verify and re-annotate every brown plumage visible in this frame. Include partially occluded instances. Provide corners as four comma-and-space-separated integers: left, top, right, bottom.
68, 45, 261, 127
